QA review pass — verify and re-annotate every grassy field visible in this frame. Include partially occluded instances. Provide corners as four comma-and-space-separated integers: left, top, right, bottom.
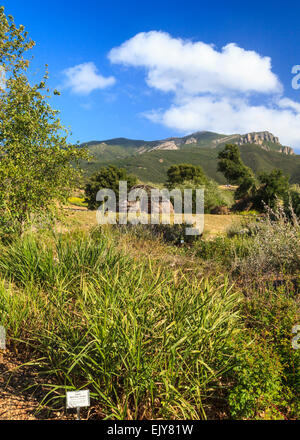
63, 203, 242, 239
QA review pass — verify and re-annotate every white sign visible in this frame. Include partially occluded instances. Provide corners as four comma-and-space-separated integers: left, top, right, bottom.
66, 390, 90, 409
292, 324, 300, 350
0, 326, 6, 350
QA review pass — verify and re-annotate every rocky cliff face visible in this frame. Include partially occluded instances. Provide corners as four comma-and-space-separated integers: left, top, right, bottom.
184, 136, 198, 145
236, 131, 280, 146
234, 131, 295, 155
149, 131, 296, 154
95, 130, 295, 155
149, 140, 179, 151
280, 146, 295, 155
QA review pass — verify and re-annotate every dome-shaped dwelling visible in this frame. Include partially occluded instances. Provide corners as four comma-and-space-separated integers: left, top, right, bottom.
119, 184, 174, 215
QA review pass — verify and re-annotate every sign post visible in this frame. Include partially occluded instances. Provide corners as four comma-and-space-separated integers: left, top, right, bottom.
0, 326, 6, 350
66, 390, 90, 420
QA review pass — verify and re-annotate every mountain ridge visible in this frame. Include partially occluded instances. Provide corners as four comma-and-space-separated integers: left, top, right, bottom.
81, 130, 295, 155
79, 131, 300, 184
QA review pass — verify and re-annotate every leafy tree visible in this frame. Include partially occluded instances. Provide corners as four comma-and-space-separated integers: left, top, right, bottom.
0, 7, 87, 238
218, 145, 291, 210
255, 169, 290, 210
84, 165, 137, 210
218, 144, 255, 187
218, 144, 257, 200
167, 163, 208, 188
235, 175, 257, 200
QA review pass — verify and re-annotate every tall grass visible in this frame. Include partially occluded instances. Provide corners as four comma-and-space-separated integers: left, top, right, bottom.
0, 230, 242, 419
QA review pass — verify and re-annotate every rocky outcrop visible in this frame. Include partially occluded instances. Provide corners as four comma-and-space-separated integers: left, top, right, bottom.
233, 131, 295, 155
212, 134, 240, 146
150, 140, 179, 151
184, 136, 198, 145
280, 146, 295, 155
236, 131, 280, 146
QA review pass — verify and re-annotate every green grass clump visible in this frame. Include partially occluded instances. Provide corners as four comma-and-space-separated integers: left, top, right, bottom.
236, 207, 300, 277
0, 230, 243, 419
68, 196, 88, 208
194, 236, 251, 267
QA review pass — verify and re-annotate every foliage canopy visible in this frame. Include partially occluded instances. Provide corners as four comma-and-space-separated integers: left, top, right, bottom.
0, 7, 87, 238
218, 144, 292, 211
84, 165, 137, 210
167, 163, 208, 188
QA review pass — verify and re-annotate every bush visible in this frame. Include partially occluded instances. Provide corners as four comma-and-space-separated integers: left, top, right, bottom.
236, 206, 300, 277
204, 180, 234, 213
84, 165, 137, 210
174, 180, 234, 214
284, 185, 300, 218
228, 335, 288, 419
242, 285, 299, 416
194, 236, 251, 266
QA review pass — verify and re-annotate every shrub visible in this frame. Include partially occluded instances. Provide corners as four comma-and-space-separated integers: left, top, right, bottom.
228, 335, 288, 419
84, 165, 137, 210
242, 284, 300, 418
204, 180, 234, 213
284, 185, 300, 218
236, 206, 300, 277
194, 236, 251, 266
174, 180, 234, 214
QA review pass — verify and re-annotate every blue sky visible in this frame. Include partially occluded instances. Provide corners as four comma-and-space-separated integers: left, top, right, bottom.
2, 0, 300, 151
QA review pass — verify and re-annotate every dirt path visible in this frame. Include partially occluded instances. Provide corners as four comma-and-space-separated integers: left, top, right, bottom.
0, 350, 73, 420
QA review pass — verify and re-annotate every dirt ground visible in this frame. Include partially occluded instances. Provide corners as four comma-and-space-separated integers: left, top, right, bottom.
0, 350, 76, 420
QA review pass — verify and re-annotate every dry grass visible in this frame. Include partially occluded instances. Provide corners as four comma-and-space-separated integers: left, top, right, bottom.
203, 214, 241, 238
60, 207, 242, 239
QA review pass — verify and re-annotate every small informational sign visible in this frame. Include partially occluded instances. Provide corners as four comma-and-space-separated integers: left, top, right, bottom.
0, 326, 6, 350
66, 390, 90, 409
292, 324, 300, 350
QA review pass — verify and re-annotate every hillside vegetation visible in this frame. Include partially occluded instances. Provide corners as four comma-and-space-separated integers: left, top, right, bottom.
80, 138, 300, 184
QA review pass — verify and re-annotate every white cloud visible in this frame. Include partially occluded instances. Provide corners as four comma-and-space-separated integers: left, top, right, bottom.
109, 31, 300, 149
62, 62, 115, 94
109, 31, 282, 95
146, 96, 300, 148
278, 97, 300, 113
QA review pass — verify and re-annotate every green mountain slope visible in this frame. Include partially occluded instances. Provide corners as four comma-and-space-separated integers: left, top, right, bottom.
80, 132, 300, 184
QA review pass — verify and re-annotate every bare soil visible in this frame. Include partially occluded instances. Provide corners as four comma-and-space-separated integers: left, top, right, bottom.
0, 350, 74, 420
